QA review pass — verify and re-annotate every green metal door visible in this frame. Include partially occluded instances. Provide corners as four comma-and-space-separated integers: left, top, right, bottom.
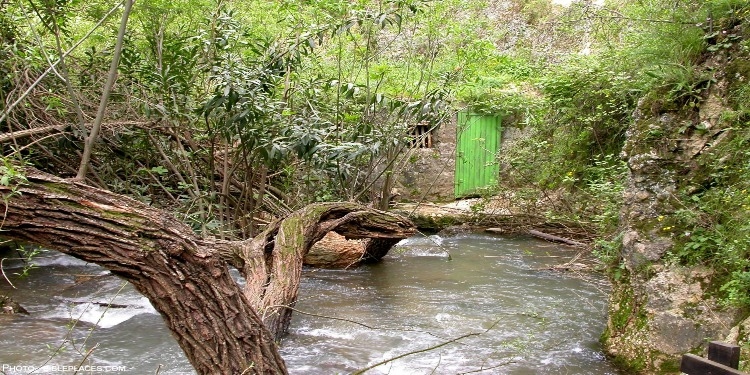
455, 112, 501, 198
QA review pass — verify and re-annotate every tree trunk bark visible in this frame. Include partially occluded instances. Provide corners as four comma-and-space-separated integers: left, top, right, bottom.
0, 169, 286, 374
236, 201, 416, 339
0, 168, 415, 373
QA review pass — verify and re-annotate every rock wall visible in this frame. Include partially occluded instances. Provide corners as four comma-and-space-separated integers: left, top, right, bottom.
395, 118, 457, 202
604, 51, 749, 373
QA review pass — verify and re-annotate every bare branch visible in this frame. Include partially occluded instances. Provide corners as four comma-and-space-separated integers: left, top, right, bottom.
0, 125, 65, 143
76, 0, 136, 179
351, 320, 502, 374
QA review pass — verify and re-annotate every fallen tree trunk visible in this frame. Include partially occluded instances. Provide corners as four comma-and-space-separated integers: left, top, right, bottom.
0, 168, 415, 374
306, 232, 368, 268
305, 233, 402, 269
528, 229, 586, 247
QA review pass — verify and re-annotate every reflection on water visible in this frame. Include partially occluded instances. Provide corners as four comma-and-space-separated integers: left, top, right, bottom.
0, 234, 618, 374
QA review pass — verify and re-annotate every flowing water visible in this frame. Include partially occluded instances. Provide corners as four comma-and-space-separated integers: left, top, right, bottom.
0, 234, 618, 374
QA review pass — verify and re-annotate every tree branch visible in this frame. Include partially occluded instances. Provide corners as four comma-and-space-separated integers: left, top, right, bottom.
0, 125, 64, 143
76, 0, 135, 180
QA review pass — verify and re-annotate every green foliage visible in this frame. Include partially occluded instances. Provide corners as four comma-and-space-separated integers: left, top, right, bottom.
0, 157, 28, 198
706, 0, 750, 30
608, 0, 706, 71
0, 4, 20, 102
721, 270, 750, 307
664, 123, 750, 307
640, 0, 750, 308
495, 53, 633, 234
643, 63, 715, 109
593, 233, 623, 270
504, 56, 636, 187
11, 245, 44, 278
540, 56, 638, 150
458, 79, 542, 118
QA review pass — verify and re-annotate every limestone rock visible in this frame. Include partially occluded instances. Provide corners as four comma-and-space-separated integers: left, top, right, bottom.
0, 295, 28, 315
644, 267, 738, 355
603, 53, 746, 373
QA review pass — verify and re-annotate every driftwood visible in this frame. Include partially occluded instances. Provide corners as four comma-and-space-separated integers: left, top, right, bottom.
0, 168, 416, 374
527, 229, 586, 247
70, 301, 129, 309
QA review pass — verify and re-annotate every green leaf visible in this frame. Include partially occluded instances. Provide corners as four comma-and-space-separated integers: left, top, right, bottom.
151, 166, 168, 175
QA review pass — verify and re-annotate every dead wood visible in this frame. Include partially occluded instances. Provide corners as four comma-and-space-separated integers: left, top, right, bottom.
527, 229, 586, 247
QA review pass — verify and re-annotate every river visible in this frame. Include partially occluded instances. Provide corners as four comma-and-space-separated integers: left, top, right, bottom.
0, 233, 619, 374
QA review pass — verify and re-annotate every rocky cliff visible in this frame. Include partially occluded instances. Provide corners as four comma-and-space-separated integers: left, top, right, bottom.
603, 15, 750, 373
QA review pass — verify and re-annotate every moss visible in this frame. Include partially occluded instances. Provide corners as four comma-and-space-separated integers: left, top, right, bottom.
406, 213, 459, 230
606, 344, 681, 374
608, 276, 650, 336
41, 181, 76, 195
680, 301, 701, 320
741, 341, 750, 372
611, 283, 638, 333
632, 259, 657, 280
726, 53, 750, 81
658, 357, 681, 373
600, 327, 611, 344
609, 352, 647, 374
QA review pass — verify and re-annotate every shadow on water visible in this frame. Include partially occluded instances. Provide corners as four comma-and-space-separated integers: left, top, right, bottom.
0, 234, 619, 374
